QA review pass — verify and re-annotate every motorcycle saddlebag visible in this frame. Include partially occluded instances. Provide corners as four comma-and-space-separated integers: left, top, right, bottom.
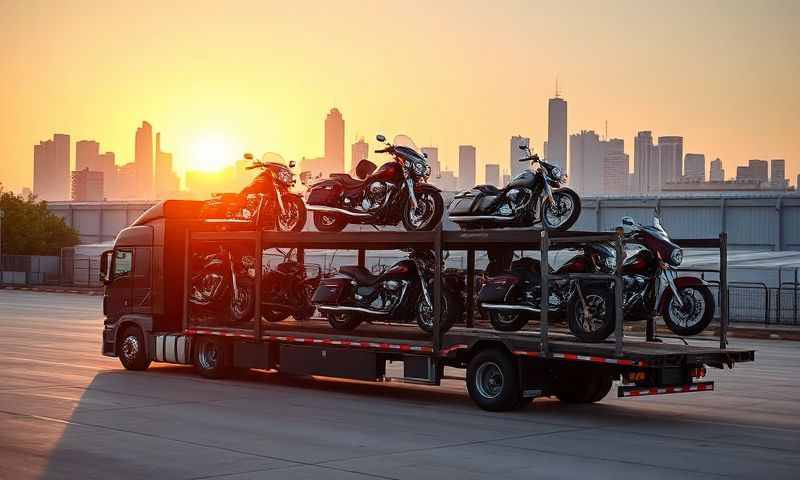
307, 181, 342, 206
448, 190, 482, 216
311, 277, 351, 304
478, 275, 520, 303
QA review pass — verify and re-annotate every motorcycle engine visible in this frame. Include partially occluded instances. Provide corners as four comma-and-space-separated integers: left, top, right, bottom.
368, 279, 404, 311
497, 188, 531, 216
361, 182, 389, 211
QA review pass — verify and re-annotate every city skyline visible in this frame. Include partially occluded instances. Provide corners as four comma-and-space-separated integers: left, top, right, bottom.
1, 1, 797, 193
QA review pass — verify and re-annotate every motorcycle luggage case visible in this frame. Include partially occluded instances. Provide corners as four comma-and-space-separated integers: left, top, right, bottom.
307, 181, 342, 205
312, 277, 351, 304
448, 189, 499, 216
477, 275, 520, 303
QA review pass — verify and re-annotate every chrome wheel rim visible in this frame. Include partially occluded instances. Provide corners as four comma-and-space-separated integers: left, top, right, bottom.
121, 335, 139, 363
494, 312, 520, 326
576, 294, 608, 333
409, 193, 435, 229
198, 342, 218, 370
417, 294, 447, 330
545, 193, 574, 228
278, 202, 300, 231
231, 287, 251, 318
475, 362, 504, 399
669, 288, 705, 327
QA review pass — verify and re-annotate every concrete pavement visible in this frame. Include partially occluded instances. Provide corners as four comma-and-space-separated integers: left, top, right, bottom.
1, 290, 798, 479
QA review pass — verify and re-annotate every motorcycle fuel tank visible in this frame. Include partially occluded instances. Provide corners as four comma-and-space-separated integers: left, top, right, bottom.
508, 170, 538, 189
367, 162, 403, 184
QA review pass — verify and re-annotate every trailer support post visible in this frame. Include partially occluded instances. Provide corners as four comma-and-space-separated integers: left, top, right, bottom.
358, 249, 366, 268
614, 227, 625, 356
255, 231, 263, 343
720, 232, 728, 349
433, 225, 442, 355
540, 230, 550, 356
466, 249, 475, 328
182, 228, 190, 332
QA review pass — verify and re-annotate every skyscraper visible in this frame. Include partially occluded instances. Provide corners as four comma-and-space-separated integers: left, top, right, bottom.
735, 159, 768, 182
569, 130, 602, 194
633, 131, 655, 193
657, 136, 683, 186
683, 153, 706, 181
71, 168, 104, 201
710, 158, 725, 181
547, 96, 567, 171
75, 140, 100, 171
97, 151, 117, 195
135, 121, 154, 199
770, 159, 786, 187
509, 135, 530, 179
603, 151, 630, 194
33, 133, 70, 201
458, 145, 476, 190
351, 138, 369, 173
155, 132, 180, 198
485, 164, 500, 187
421, 147, 440, 178
325, 108, 345, 173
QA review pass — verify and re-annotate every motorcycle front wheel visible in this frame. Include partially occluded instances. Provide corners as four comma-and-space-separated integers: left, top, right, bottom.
277, 194, 307, 232
230, 277, 255, 322
403, 188, 443, 231
567, 284, 615, 342
663, 285, 714, 336
416, 290, 462, 334
541, 188, 581, 231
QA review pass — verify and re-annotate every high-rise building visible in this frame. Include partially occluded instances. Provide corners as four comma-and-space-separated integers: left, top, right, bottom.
603, 151, 630, 194
569, 130, 602, 194
633, 131, 656, 193
97, 151, 116, 196
325, 108, 345, 174
421, 147, 440, 178
33, 133, 71, 201
155, 132, 180, 198
351, 138, 369, 174
547, 96, 567, 170
710, 158, 725, 182
71, 168, 104, 201
485, 164, 500, 187
770, 159, 787, 187
657, 136, 683, 186
542, 141, 548, 162
736, 159, 769, 182
683, 153, 706, 181
502, 173, 510, 186
116, 163, 138, 199
438, 170, 459, 191
135, 121, 154, 199
458, 145, 476, 190
75, 140, 100, 171
509, 135, 530, 179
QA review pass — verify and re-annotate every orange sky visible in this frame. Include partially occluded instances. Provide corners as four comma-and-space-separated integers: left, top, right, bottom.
1, 0, 798, 191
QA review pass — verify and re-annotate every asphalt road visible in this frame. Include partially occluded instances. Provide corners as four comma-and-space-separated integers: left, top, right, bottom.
1, 290, 798, 480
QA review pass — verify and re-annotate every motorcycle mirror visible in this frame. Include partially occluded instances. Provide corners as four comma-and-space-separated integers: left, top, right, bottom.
422, 152, 428, 158
288, 160, 296, 168
620, 216, 637, 233
653, 217, 662, 229
376, 134, 386, 143
244, 153, 254, 160
518, 144, 528, 151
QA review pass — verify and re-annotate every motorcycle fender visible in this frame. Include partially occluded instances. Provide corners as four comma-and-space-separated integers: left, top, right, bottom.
656, 277, 708, 314
414, 183, 442, 193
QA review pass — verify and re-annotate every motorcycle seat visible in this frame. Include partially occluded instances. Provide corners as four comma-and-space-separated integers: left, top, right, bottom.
339, 265, 380, 286
474, 184, 502, 195
329, 173, 365, 189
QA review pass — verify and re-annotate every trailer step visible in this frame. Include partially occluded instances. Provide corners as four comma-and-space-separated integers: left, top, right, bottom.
618, 381, 714, 398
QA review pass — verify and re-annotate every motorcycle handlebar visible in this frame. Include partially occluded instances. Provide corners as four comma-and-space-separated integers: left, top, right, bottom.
245, 162, 265, 170
374, 147, 390, 154
519, 154, 539, 162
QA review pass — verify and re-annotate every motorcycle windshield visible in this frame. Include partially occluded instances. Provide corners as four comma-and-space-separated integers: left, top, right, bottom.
392, 135, 426, 163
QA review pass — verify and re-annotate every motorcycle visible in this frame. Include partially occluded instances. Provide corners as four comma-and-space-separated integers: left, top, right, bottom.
201, 153, 306, 232
566, 217, 715, 342
311, 249, 463, 334
305, 134, 444, 232
189, 245, 255, 323
259, 249, 323, 323
448, 144, 581, 231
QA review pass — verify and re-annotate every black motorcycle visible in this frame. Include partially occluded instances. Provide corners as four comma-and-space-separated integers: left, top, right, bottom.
305, 135, 444, 232
189, 245, 255, 323
311, 249, 462, 334
566, 217, 715, 342
449, 145, 581, 231
201, 154, 306, 232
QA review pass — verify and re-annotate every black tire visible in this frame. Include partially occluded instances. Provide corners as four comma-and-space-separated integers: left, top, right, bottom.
194, 335, 229, 379
277, 194, 306, 232
326, 312, 362, 331
567, 284, 615, 342
488, 311, 530, 332
541, 187, 581, 231
230, 277, 255, 322
313, 212, 347, 232
402, 188, 444, 231
466, 349, 522, 411
118, 326, 151, 371
415, 289, 462, 334
663, 285, 715, 336
554, 370, 613, 404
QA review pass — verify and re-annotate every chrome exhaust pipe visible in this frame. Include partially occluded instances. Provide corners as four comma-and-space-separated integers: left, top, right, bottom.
450, 215, 515, 222
316, 305, 390, 315
306, 204, 372, 218
481, 303, 541, 313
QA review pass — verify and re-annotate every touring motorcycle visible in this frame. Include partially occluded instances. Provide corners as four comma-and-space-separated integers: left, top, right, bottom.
566, 217, 715, 342
200, 153, 306, 232
311, 249, 462, 334
305, 135, 444, 232
448, 144, 581, 231
259, 249, 323, 323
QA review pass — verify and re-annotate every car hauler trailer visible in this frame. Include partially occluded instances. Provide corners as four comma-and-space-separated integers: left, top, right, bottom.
101, 201, 754, 411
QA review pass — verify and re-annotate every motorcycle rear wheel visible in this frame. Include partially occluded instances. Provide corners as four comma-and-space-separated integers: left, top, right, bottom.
327, 312, 362, 331
488, 311, 530, 332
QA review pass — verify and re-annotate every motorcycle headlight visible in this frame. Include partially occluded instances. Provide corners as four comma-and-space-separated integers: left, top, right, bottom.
550, 166, 568, 184
669, 248, 683, 266
412, 160, 426, 177
278, 169, 293, 186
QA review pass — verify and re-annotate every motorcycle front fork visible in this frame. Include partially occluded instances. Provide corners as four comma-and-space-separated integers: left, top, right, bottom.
406, 178, 419, 210
661, 268, 684, 307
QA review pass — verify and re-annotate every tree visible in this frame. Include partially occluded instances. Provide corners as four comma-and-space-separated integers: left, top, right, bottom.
0, 189, 79, 256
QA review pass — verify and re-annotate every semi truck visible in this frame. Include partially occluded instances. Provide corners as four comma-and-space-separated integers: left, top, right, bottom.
100, 200, 754, 411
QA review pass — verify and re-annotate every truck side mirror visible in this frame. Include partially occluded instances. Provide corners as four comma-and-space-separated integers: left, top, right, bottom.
100, 250, 113, 284
289, 160, 296, 168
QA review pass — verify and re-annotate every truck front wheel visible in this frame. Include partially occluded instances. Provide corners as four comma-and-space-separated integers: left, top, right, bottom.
118, 326, 151, 371
194, 336, 230, 379
466, 349, 522, 411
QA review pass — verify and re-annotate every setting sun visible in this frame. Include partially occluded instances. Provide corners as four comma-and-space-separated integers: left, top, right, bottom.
187, 134, 237, 172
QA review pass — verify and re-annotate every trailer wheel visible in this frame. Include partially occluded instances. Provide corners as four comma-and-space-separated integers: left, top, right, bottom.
118, 326, 150, 371
466, 349, 521, 411
554, 370, 612, 404
194, 336, 229, 379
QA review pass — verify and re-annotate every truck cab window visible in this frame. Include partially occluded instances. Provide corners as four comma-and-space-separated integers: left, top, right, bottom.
112, 250, 133, 279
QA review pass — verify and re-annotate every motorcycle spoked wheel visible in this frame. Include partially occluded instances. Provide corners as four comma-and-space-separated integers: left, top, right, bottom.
567, 284, 615, 342
663, 286, 715, 336
541, 189, 581, 231
326, 312, 362, 331
403, 190, 443, 231
277, 195, 307, 232
415, 290, 462, 334
488, 311, 531, 332
230, 277, 256, 322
